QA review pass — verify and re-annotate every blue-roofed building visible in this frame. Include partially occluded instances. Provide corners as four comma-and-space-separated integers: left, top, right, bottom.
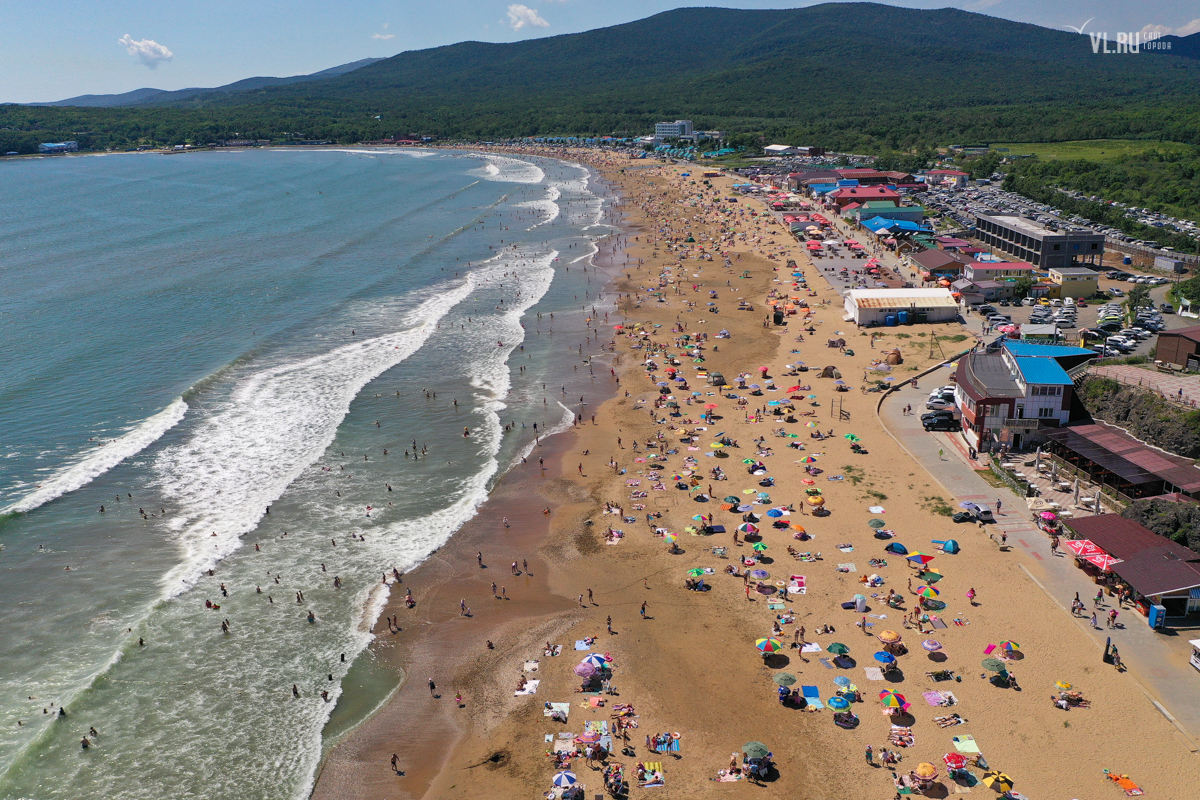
954, 344, 1082, 451
1002, 340, 1098, 374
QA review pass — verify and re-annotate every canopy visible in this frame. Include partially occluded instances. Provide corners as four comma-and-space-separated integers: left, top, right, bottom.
1065, 539, 1104, 557
773, 672, 798, 686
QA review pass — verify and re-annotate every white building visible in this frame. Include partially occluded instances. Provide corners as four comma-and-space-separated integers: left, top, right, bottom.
655, 120, 694, 139
763, 144, 797, 156
843, 288, 959, 326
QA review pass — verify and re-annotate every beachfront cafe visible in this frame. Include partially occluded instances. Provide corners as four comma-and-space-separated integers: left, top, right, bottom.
1043, 422, 1200, 501
1062, 515, 1200, 627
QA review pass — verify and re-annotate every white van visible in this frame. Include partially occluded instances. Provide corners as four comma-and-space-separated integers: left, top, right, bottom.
1063, 297, 1075, 307
1050, 298, 1063, 307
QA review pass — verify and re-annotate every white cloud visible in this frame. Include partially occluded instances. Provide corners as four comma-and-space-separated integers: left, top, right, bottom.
964, 0, 1002, 11
118, 34, 173, 69
372, 22, 395, 40
507, 4, 549, 31
1142, 19, 1200, 38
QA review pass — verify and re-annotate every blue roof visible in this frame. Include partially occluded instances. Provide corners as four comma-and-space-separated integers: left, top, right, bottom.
1013, 357, 1072, 385
1004, 342, 1094, 358
862, 218, 930, 232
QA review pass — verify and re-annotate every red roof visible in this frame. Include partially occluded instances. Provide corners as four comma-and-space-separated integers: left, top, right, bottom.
968, 261, 1033, 271
843, 202, 861, 210
828, 186, 900, 200
929, 169, 969, 176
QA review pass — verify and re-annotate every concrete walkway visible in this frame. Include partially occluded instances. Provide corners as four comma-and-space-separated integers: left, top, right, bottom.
1089, 362, 1200, 408
879, 379, 1200, 749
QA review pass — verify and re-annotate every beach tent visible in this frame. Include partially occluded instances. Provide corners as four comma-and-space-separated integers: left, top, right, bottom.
819, 365, 841, 379
884, 542, 908, 554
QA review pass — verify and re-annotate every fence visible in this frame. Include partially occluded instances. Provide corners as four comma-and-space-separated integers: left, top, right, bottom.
1010, 452, 1130, 513
1076, 363, 1200, 410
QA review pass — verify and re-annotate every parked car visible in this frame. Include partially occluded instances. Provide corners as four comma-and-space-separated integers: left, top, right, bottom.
926, 399, 956, 411
1161, 303, 1175, 314
1108, 287, 1125, 297
923, 418, 961, 432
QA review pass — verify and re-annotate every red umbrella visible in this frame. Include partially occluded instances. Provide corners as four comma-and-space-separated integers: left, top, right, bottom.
759, 366, 769, 373
1065, 539, 1102, 557
943, 753, 969, 770
1084, 553, 1123, 571
786, 386, 801, 392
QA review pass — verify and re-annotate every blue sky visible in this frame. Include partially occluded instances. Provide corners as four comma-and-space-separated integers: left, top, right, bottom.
4, 1, 1199, 103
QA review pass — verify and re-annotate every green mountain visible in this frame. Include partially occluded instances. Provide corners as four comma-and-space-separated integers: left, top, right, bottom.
4, 4, 1200, 153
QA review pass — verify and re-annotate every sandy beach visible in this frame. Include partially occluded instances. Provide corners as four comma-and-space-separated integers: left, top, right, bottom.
313, 148, 1200, 800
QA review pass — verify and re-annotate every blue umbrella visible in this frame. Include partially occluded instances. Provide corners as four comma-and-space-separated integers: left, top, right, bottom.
767, 509, 784, 518
552, 771, 578, 787
874, 651, 896, 664
656, 381, 669, 386
834, 675, 852, 687
750, 569, 770, 579
827, 696, 851, 710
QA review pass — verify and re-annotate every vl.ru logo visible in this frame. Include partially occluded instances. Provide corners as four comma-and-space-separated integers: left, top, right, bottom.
1063, 18, 1173, 53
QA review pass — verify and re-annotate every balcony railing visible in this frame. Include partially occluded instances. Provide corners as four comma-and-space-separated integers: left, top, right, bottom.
1003, 418, 1058, 429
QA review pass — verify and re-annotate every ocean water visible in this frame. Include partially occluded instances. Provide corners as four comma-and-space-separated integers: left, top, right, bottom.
0, 148, 616, 799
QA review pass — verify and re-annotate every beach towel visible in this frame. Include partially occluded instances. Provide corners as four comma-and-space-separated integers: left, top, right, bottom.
515, 680, 540, 696
544, 702, 570, 720
523, 660, 540, 672
638, 762, 665, 787
952, 735, 981, 754
716, 771, 744, 782
585, 720, 608, 735
818, 658, 834, 669
588, 697, 605, 708
838, 546, 854, 553
923, 690, 957, 707
931, 617, 948, 629
864, 667, 885, 681
575, 640, 591, 651
801, 643, 822, 653
801, 686, 825, 708
768, 602, 785, 610
837, 563, 857, 572
1105, 771, 1144, 796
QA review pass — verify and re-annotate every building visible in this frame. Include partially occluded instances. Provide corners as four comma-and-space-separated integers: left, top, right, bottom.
843, 288, 958, 326
1044, 422, 1200, 498
911, 249, 970, 281
922, 169, 969, 188
855, 201, 924, 224
1154, 326, 1200, 370
38, 141, 78, 154
835, 168, 892, 186
826, 185, 900, 209
655, 120, 693, 139
1062, 515, 1200, 623
954, 343, 1095, 450
1047, 267, 1099, 299
763, 144, 797, 156
951, 278, 1011, 303
974, 214, 1105, 269
962, 261, 1034, 282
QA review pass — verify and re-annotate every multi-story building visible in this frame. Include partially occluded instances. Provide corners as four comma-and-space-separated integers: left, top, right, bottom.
974, 214, 1104, 269
655, 120, 694, 139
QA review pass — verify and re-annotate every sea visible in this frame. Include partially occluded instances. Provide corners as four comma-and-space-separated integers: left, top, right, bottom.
0, 147, 619, 799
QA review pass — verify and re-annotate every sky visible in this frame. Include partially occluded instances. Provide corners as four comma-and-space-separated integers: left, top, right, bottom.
4, 0, 1199, 103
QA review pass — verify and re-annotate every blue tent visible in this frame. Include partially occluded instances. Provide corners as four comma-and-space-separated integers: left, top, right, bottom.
884, 542, 908, 554
936, 539, 961, 554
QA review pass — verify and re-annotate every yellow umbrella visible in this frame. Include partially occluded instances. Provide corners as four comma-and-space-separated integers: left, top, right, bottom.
981, 772, 1014, 793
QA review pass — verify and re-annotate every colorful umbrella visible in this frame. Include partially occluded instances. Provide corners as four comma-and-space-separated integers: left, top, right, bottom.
552, 771, 578, 787
879, 690, 906, 708
827, 642, 850, 655
691, 514, 706, 521
803, 456, 818, 463
827, 695, 851, 710
663, 533, 678, 544
943, 752, 969, 770
1065, 539, 1102, 557
573, 663, 596, 677
999, 641, 1020, 653
921, 640, 942, 652
756, 638, 783, 654
737, 523, 759, 533
916, 585, 940, 599
1056, 680, 1072, 690
709, 442, 725, 449
906, 551, 935, 565
981, 772, 1013, 793
873, 651, 896, 664
844, 434, 861, 442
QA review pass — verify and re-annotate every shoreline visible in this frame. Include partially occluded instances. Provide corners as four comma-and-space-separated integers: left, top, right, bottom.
311, 161, 630, 799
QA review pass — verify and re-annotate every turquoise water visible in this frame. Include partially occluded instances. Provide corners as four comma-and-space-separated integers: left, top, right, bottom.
0, 148, 615, 799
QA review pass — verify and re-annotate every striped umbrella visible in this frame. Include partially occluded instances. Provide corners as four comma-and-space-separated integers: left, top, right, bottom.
751, 542, 769, 552
552, 771, 578, 787
738, 523, 759, 533
879, 690, 906, 708
756, 637, 784, 654
916, 585, 940, 599
921, 640, 942, 652
663, 533, 678, 544
581, 654, 609, 669
999, 641, 1021, 653
906, 551, 935, 565
981, 772, 1014, 793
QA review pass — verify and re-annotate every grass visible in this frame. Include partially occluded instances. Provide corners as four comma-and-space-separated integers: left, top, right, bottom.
977, 470, 1009, 489
842, 465, 865, 485
992, 139, 1194, 162
864, 489, 888, 502
938, 334, 970, 343
922, 496, 955, 517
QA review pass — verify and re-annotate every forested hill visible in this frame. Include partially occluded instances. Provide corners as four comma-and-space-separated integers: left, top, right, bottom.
4, 3, 1200, 153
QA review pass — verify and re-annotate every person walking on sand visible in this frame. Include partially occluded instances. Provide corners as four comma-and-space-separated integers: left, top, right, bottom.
607, 615, 613, 635
967, 587, 977, 606
640, 601, 647, 619
865, 744, 874, 765
391, 754, 399, 773
428, 679, 436, 697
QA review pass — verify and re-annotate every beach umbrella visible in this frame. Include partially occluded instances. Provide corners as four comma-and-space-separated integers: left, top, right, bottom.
982, 658, 1006, 673
806, 421, 818, 427
803, 456, 818, 463
552, 771, 578, 787
981, 772, 1014, 793
873, 651, 896, 664
868, 505, 885, 513
1039, 511, 1057, 520
916, 585, 939, 599
575, 731, 602, 744
692, 514, 706, 521
737, 523, 759, 534
790, 524, 806, 533
773, 672, 798, 687
921, 640, 942, 652
743, 741, 770, 759
943, 752, 969, 770
663, 533, 678, 544
833, 675, 852, 688
844, 434, 861, 442
1065, 539, 1102, 557
767, 509, 784, 518
868, 519, 887, 529
710, 442, 725, 449
879, 690, 906, 708
919, 569, 943, 583
1084, 553, 1123, 571
751, 542, 769, 552
914, 763, 939, 780
574, 662, 596, 677
656, 381, 669, 386
877, 630, 902, 644
1056, 680, 1073, 690
906, 551, 935, 565
750, 569, 770, 579
724, 495, 740, 504
827, 695, 851, 710
807, 394, 817, 399
686, 568, 706, 577
786, 385, 801, 392
705, 403, 719, 410
756, 638, 783, 654
827, 642, 850, 655
999, 641, 1021, 653
806, 496, 825, 506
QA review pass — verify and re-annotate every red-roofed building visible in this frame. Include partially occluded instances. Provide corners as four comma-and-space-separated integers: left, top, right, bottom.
826, 186, 900, 209
923, 169, 970, 188
835, 168, 891, 185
